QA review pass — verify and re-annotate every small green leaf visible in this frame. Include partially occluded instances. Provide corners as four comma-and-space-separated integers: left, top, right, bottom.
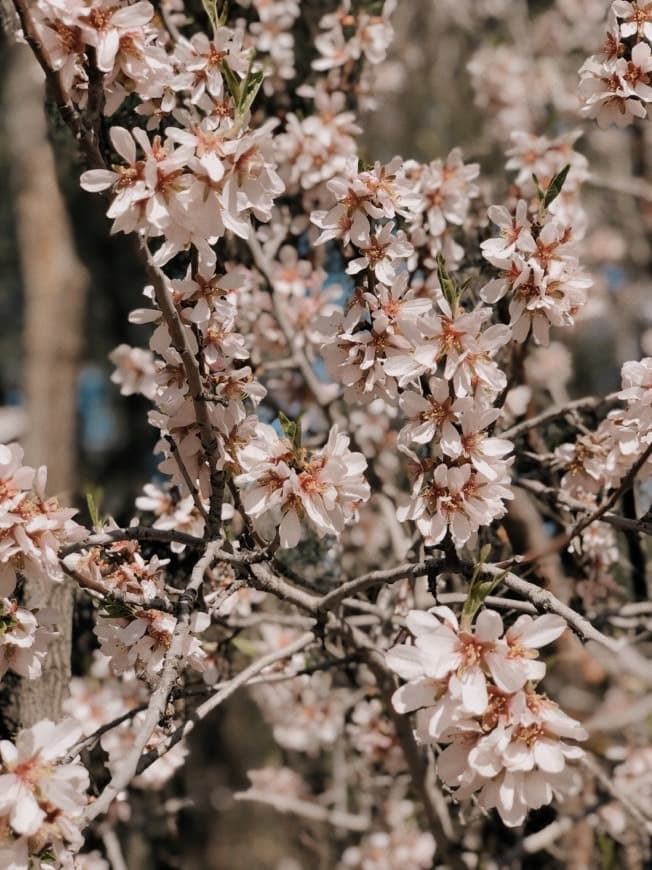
597, 834, 616, 870
461, 547, 506, 627
436, 254, 459, 312
85, 486, 104, 531
231, 636, 258, 657
221, 58, 242, 105
201, 0, 222, 36
278, 411, 302, 449
222, 53, 264, 116
101, 599, 135, 620
239, 68, 264, 115
478, 543, 492, 565
543, 164, 570, 210
532, 173, 545, 202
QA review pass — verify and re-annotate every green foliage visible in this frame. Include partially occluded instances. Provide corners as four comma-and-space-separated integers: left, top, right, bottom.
534, 164, 571, 213
222, 55, 264, 117
436, 253, 459, 312
101, 598, 135, 619
278, 411, 302, 450
461, 545, 506, 629
597, 834, 617, 870
543, 164, 571, 210
201, 0, 228, 36
85, 486, 105, 531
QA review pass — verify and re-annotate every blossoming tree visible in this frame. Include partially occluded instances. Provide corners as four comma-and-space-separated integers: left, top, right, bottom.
1, 0, 652, 866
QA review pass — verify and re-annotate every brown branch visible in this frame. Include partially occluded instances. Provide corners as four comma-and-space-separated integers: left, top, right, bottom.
483, 565, 652, 686
134, 631, 315, 775
234, 790, 369, 832
318, 558, 446, 612
500, 392, 619, 441
84, 539, 220, 822
139, 243, 226, 539
11, 0, 104, 168
61, 525, 205, 556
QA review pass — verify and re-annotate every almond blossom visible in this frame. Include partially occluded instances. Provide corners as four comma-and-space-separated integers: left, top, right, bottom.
387, 608, 586, 826
398, 460, 513, 548
235, 422, 370, 547
345, 221, 414, 285
0, 593, 56, 682
0, 719, 89, 868
338, 799, 436, 870
0, 443, 86, 590
580, 1, 652, 127
95, 609, 211, 682
481, 200, 592, 345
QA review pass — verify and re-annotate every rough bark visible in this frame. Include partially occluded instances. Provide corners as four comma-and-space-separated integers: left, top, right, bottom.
2, 29, 88, 726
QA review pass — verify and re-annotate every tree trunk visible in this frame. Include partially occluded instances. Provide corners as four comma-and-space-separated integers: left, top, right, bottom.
2, 30, 88, 726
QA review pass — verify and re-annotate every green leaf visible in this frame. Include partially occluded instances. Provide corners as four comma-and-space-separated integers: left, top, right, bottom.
436, 253, 459, 312
222, 53, 264, 116
239, 67, 264, 115
532, 173, 545, 202
201, 0, 222, 36
231, 636, 258, 657
461, 547, 506, 628
543, 164, 570, 210
85, 486, 104, 531
101, 599, 135, 620
597, 834, 616, 870
221, 58, 242, 105
278, 411, 302, 449
478, 543, 492, 565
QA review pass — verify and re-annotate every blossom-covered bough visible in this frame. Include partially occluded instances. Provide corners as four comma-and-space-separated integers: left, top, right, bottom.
1, 0, 652, 866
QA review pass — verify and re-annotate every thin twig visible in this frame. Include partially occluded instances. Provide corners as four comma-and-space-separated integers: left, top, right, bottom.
484, 565, 652, 686
139, 243, 226, 540
135, 631, 315, 774
234, 790, 369, 831
500, 392, 619, 441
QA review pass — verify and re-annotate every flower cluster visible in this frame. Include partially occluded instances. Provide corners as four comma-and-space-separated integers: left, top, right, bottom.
555, 357, 652, 593
313, 1, 394, 76
65, 523, 168, 602
253, 668, 346, 754
81, 118, 283, 269
504, 129, 589, 236
0, 443, 85, 683
579, 1, 652, 127
481, 192, 592, 346
120, 264, 264, 504
0, 719, 89, 870
64, 655, 189, 791
387, 607, 587, 826
94, 607, 212, 683
0, 590, 56, 682
403, 148, 480, 269
277, 86, 362, 194
556, 357, 652, 498
0, 443, 86, 591
338, 799, 436, 870
235, 423, 370, 548
135, 483, 206, 550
